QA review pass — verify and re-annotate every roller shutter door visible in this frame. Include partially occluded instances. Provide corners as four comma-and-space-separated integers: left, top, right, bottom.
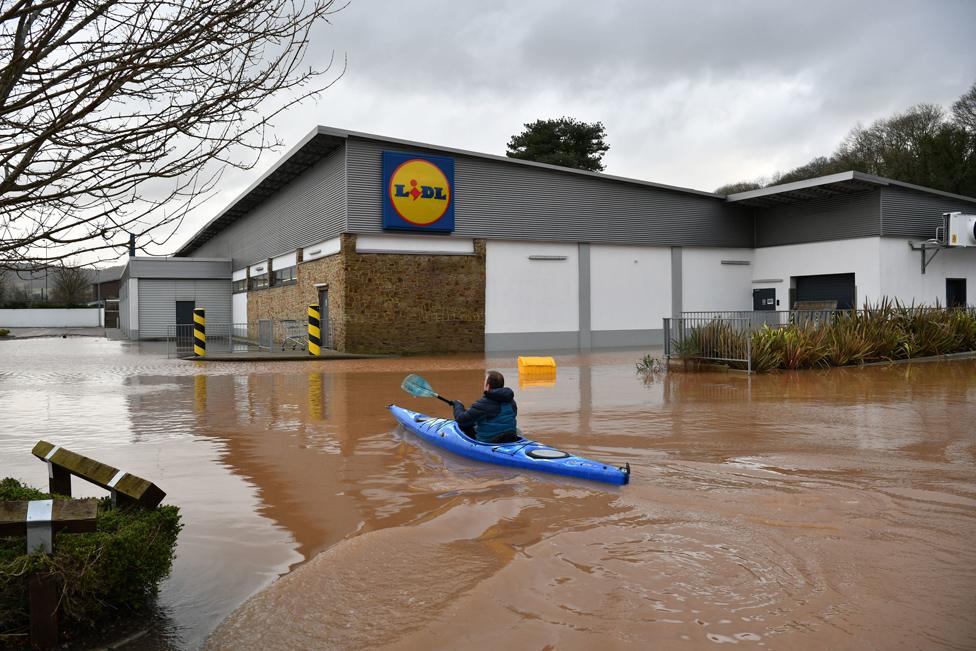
794, 273, 856, 309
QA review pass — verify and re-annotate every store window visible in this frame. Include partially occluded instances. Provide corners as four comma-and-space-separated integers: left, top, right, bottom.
272, 266, 297, 287
232, 279, 248, 293
249, 273, 269, 291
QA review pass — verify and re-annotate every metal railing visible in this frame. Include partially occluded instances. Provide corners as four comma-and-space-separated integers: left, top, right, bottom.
666, 306, 976, 372
166, 323, 263, 358
166, 319, 336, 358
665, 316, 752, 372
680, 310, 839, 328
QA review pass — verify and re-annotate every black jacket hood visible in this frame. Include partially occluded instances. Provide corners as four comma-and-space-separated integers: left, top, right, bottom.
484, 387, 515, 402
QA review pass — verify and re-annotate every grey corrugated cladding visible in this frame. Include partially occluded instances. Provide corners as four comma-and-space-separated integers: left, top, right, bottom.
881, 185, 976, 238
189, 146, 347, 268
127, 258, 231, 279
754, 190, 881, 247
345, 138, 753, 247
137, 279, 232, 337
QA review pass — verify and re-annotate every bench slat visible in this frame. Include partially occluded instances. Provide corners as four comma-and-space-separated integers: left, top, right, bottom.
31, 441, 165, 508
0, 499, 99, 537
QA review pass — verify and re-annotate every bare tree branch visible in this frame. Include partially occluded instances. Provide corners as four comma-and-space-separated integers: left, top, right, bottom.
0, 0, 346, 270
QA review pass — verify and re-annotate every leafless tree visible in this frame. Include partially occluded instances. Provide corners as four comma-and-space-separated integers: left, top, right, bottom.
1, 0, 345, 270
51, 265, 90, 304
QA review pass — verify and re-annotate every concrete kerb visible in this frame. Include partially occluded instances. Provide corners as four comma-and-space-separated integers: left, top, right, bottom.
185, 350, 393, 362
0, 327, 107, 340
670, 349, 976, 373
859, 350, 976, 366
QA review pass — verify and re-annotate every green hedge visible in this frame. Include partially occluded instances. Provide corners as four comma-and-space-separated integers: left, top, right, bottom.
678, 302, 976, 372
0, 478, 181, 642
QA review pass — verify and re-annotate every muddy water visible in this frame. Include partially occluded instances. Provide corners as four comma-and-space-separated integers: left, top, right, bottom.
1, 339, 974, 649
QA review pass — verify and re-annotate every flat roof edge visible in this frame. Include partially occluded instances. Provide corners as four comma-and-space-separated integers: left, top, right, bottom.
725, 172, 861, 202
726, 170, 976, 205
328, 126, 723, 199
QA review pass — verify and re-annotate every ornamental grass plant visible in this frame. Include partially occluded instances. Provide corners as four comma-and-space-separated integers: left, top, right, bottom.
674, 300, 976, 373
0, 478, 181, 644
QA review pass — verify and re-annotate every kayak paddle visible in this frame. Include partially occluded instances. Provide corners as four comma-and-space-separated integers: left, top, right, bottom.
401, 374, 454, 405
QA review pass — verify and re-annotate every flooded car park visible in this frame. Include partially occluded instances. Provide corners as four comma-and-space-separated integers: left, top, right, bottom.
1, 337, 974, 649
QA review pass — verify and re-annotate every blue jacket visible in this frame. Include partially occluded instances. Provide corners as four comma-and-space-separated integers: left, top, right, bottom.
453, 387, 518, 442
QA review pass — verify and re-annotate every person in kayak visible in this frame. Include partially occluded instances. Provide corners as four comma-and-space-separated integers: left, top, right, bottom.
451, 370, 520, 444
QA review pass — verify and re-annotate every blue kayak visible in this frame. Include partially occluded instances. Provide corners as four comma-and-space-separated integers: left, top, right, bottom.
388, 404, 630, 485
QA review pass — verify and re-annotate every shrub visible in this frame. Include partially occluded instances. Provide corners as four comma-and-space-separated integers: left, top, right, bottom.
669, 300, 976, 373
749, 325, 784, 372
0, 329, 8, 337
635, 354, 662, 374
0, 478, 181, 641
826, 313, 874, 366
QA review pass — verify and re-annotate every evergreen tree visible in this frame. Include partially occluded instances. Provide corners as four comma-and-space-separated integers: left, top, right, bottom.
506, 118, 610, 172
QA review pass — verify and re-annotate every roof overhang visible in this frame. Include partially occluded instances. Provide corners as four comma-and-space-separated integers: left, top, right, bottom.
175, 130, 346, 256
726, 171, 976, 208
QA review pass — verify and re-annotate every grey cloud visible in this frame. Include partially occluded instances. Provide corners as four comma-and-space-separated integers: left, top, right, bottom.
165, 0, 976, 252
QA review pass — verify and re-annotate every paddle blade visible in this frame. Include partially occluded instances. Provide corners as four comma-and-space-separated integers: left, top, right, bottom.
401, 374, 438, 398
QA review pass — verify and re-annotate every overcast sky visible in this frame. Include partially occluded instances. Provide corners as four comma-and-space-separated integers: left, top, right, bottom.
167, 0, 976, 253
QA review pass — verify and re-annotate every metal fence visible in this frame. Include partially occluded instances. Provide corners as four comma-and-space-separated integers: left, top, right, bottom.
664, 316, 753, 372
679, 310, 840, 328
665, 308, 941, 372
166, 323, 263, 358
166, 319, 335, 358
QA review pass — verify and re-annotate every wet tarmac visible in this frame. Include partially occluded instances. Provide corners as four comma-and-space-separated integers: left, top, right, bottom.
0, 338, 974, 649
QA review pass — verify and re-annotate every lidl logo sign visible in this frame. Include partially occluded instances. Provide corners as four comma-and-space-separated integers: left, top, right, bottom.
382, 151, 455, 232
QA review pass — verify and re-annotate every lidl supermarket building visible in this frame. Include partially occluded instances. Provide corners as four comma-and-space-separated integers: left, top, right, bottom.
118, 126, 976, 352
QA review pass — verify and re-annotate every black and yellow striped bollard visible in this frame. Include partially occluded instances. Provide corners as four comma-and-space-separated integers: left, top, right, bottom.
307, 304, 321, 356
193, 308, 206, 357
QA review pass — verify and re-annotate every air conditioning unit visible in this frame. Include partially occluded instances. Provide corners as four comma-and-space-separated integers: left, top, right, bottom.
944, 212, 976, 247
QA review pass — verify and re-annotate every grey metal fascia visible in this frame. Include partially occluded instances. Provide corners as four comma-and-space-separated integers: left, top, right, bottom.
130, 256, 232, 263
862, 172, 976, 205
173, 127, 336, 257
319, 125, 723, 199
726, 169, 976, 205
725, 172, 860, 202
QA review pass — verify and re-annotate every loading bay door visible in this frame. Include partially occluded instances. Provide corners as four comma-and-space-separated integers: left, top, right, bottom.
793, 273, 855, 310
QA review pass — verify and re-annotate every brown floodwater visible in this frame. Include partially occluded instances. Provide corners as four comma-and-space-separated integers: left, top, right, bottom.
1, 338, 974, 650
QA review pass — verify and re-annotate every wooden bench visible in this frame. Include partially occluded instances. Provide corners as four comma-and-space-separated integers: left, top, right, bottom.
0, 499, 98, 651
31, 441, 166, 508
0, 499, 98, 550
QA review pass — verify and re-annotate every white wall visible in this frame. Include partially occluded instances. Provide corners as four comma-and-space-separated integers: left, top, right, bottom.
880, 238, 976, 305
232, 292, 248, 324
0, 308, 101, 327
302, 237, 341, 262
127, 278, 139, 334
682, 247, 754, 312
752, 238, 883, 309
355, 234, 474, 255
272, 252, 297, 269
486, 241, 578, 334
590, 245, 671, 330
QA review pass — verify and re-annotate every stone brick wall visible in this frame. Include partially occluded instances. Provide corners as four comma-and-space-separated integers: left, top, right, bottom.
343, 238, 486, 354
246, 235, 349, 350
243, 234, 486, 354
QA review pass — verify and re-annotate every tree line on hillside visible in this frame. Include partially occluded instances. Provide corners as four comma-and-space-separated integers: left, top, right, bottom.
716, 83, 976, 196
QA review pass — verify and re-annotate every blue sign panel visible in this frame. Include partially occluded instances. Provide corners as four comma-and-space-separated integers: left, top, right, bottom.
381, 151, 455, 233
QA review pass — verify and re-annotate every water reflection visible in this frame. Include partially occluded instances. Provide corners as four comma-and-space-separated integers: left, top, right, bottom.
1, 339, 975, 649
